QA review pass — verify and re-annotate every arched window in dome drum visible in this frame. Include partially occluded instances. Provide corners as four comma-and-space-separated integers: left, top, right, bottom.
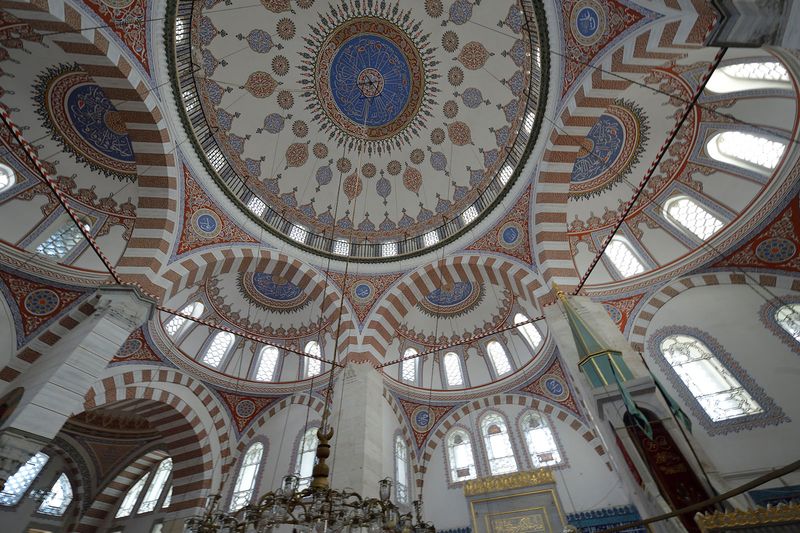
138, 458, 172, 514
394, 436, 409, 503
446, 429, 477, 483
0, 452, 49, 506
254, 345, 280, 381
304, 341, 322, 378
296, 428, 319, 490
229, 442, 264, 512
663, 196, 724, 240
775, 304, 800, 344
35, 219, 91, 259
707, 131, 786, 171
37, 472, 73, 516
514, 313, 542, 351
0, 163, 16, 193
164, 301, 204, 337
202, 331, 235, 368
604, 238, 645, 278
706, 61, 791, 93
443, 352, 464, 387
480, 412, 518, 475
659, 334, 762, 421
401, 347, 419, 383
486, 341, 512, 377
521, 412, 562, 468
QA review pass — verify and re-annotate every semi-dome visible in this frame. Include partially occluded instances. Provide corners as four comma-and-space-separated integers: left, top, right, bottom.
170, 0, 548, 260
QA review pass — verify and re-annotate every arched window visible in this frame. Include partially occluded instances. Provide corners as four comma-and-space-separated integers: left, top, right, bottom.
706, 61, 790, 93
443, 352, 464, 387
446, 429, 477, 483
0, 452, 49, 506
35, 219, 90, 259
394, 436, 409, 503
486, 341, 512, 377
664, 196, 723, 240
164, 301, 204, 337
116, 472, 149, 518
605, 238, 645, 278
138, 458, 172, 514
296, 427, 319, 489
521, 412, 562, 468
0, 162, 16, 193
401, 347, 418, 383
659, 334, 762, 421
247, 196, 266, 217
202, 332, 235, 368
162, 486, 172, 509
775, 304, 800, 343
514, 313, 542, 350
707, 131, 786, 171
37, 472, 73, 516
304, 341, 322, 378
254, 345, 280, 381
480, 413, 518, 475
230, 442, 264, 511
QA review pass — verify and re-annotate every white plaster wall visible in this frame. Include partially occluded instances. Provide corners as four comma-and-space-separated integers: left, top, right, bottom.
643, 282, 800, 488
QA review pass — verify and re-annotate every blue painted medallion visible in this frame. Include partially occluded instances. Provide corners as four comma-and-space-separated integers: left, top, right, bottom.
196, 213, 218, 233
239, 272, 311, 314
330, 34, 412, 128
418, 281, 483, 318
415, 409, 430, 428
575, 7, 599, 38
545, 378, 564, 396
66, 84, 135, 163
502, 226, 519, 244
426, 281, 473, 307
354, 283, 372, 299
252, 273, 303, 301
571, 114, 624, 183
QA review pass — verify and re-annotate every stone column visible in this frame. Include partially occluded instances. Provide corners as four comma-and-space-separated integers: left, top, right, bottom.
0, 285, 153, 487
328, 362, 385, 498
706, 0, 800, 50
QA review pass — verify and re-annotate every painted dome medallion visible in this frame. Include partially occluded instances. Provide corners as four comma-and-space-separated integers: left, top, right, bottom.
171, 0, 548, 260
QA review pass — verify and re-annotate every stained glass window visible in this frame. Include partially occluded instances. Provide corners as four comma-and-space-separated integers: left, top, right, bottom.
230, 443, 263, 512
446, 430, 477, 482
707, 61, 790, 93
487, 341, 512, 377
443, 352, 464, 387
775, 304, 800, 343
664, 196, 723, 240
394, 436, 409, 503
401, 348, 418, 383
304, 341, 322, 378
138, 458, 172, 514
254, 346, 280, 381
164, 302, 204, 337
514, 313, 542, 350
35, 220, 90, 259
480, 413, 517, 475
296, 428, 319, 489
605, 238, 645, 278
659, 334, 762, 421
202, 332, 235, 368
0, 163, 16, 192
708, 131, 786, 171
521, 412, 562, 468
116, 473, 149, 518
37, 473, 73, 516
0, 452, 49, 506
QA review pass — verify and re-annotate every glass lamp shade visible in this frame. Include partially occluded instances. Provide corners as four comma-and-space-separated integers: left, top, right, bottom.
379, 478, 393, 501
282, 475, 299, 496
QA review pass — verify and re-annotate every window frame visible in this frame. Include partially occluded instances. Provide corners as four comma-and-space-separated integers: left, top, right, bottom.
137, 458, 173, 515
200, 331, 237, 369
163, 301, 205, 341
706, 130, 787, 174
394, 434, 411, 504
228, 440, 266, 512
648, 326, 787, 435
440, 351, 467, 389
251, 345, 282, 382
485, 340, 515, 379
293, 426, 320, 490
518, 411, 565, 469
706, 60, 791, 94
479, 411, 519, 476
0, 451, 50, 507
0, 162, 17, 193
443, 427, 479, 486
514, 313, 543, 352
32, 216, 92, 261
303, 340, 324, 379
115, 472, 150, 519
662, 195, 725, 242
604, 236, 647, 279
36, 471, 74, 517
762, 298, 800, 355
400, 347, 420, 385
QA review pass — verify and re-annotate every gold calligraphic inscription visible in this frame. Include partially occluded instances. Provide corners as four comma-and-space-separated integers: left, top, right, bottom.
695, 502, 800, 532
491, 514, 546, 533
464, 469, 554, 496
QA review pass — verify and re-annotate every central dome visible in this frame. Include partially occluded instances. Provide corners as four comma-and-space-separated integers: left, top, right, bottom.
171, 0, 548, 260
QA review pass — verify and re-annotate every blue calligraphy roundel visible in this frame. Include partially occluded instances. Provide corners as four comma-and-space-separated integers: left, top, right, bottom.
330, 34, 412, 128
576, 7, 599, 38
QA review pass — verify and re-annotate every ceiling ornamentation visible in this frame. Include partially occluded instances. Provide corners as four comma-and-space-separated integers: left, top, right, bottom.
417, 281, 484, 319
237, 272, 312, 314
33, 63, 137, 182
171, 0, 548, 259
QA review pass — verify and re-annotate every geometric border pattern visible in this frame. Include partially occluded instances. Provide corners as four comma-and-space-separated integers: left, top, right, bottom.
646, 325, 789, 436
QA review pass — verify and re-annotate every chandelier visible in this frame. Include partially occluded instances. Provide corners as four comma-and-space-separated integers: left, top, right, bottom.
185, 421, 436, 533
